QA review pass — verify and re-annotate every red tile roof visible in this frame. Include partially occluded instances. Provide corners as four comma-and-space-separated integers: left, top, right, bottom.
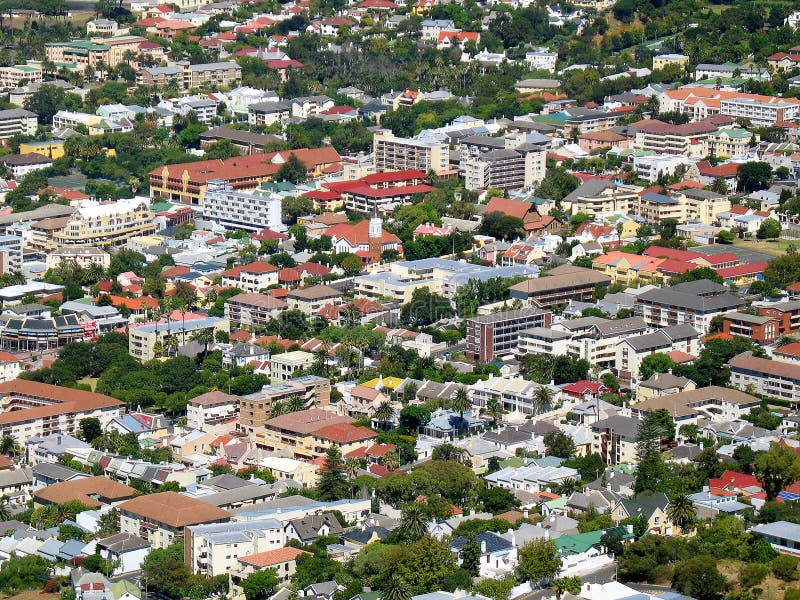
312, 422, 378, 443
239, 547, 310, 567
484, 197, 534, 220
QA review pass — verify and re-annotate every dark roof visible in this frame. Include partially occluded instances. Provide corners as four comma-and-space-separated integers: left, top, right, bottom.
340, 526, 391, 544
451, 531, 513, 553
617, 492, 669, 519
287, 513, 343, 541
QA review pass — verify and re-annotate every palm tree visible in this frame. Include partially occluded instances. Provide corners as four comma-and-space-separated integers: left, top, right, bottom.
451, 388, 471, 437
399, 502, 427, 543
166, 335, 179, 357
382, 573, 411, 600
177, 302, 188, 344
667, 494, 696, 533
372, 401, 394, 430
191, 328, 214, 358
344, 457, 360, 487
486, 397, 504, 427
152, 340, 164, 359
285, 394, 305, 413
534, 386, 554, 415
269, 401, 285, 418
311, 349, 328, 377
556, 478, 579, 497
0, 435, 19, 459
0, 496, 10, 522
341, 304, 361, 329
83, 262, 105, 285
383, 450, 400, 471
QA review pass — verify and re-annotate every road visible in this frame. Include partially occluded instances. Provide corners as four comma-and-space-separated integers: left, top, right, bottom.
517, 564, 617, 600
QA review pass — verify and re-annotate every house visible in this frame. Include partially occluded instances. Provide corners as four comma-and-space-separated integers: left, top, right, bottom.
221, 261, 280, 293
187, 391, 240, 430
233, 547, 311, 594
96, 533, 151, 575
610, 493, 672, 535
451, 531, 516, 577
752, 521, 800, 555
26, 433, 90, 465
285, 513, 343, 543
636, 372, 696, 400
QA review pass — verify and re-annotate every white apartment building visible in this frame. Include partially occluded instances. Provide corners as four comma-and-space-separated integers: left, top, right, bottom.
373, 130, 449, 174
185, 519, 285, 577
268, 351, 315, 381
525, 48, 557, 72
470, 375, 559, 416
0, 109, 37, 141
53, 198, 155, 248
633, 154, 693, 183
719, 97, 800, 127
186, 391, 239, 430
616, 324, 701, 386
45, 246, 110, 271
202, 180, 283, 232
464, 148, 546, 191
555, 316, 649, 370
220, 261, 280, 293
517, 327, 571, 357
0, 235, 23, 274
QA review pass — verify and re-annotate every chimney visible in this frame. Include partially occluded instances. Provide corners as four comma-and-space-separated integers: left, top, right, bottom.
523, 509, 529, 519
480, 540, 487, 553
545, 529, 550, 539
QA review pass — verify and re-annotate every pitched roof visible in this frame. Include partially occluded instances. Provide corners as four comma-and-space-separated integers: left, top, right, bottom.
0, 381, 123, 425
484, 197, 534, 220
117, 491, 231, 527
239, 546, 310, 567
34, 476, 136, 508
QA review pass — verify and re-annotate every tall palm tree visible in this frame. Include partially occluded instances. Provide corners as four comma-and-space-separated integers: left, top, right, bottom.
486, 397, 504, 427
534, 386, 554, 415
285, 394, 305, 414
383, 450, 400, 471
269, 401, 285, 418
372, 401, 394, 430
451, 388, 471, 437
0, 435, 19, 459
668, 494, 696, 533
191, 328, 214, 358
399, 502, 427, 543
0, 496, 10, 522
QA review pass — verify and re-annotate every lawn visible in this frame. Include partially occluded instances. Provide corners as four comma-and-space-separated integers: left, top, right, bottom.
731, 237, 799, 257
77, 376, 98, 391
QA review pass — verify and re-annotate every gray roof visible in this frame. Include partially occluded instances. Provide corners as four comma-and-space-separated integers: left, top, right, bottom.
97, 532, 151, 553
617, 492, 670, 519
467, 307, 550, 325
592, 415, 640, 441
520, 326, 572, 341
288, 513, 343, 541
637, 284, 743, 312
752, 521, 800, 544
563, 179, 618, 203
638, 372, 693, 390
32, 462, 84, 481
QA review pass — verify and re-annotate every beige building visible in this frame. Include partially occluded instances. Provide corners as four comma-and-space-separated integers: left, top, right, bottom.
652, 54, 689, 71
676, 188, 731, 225
286, 285, 342, 315
0, 65, 42, 90
185, 520, 286, 577
233, 547, 310, 593
138, 62, 242, 90
45, 246, 110, 271
373, 130, 449, 175
53, 198, 156, 248
269, 350, 315, 382
611, 493, 672, 536
118, 491, 230, 549
128, 317, 230, 362
563, 180, 639, 217
259, 456, 320, 488
186, 390, 240, 430
239, 376, 331, 434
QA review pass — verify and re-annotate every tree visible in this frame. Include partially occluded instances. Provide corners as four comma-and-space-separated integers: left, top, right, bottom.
671, 555, 727, 600
141, 543, 192, 599
277, 154, 308, 184
399, 502, 428, 543
0, 435, 20, 459
552, 577, 581, 599
400, 287, 454, 326
543, 431, 575, 459
638, 353, 675, 381
25, 84, 81, 125
754, 442, 800, 500
373, 401, 394, 429
757, 217, 782, 239
459, 535, 480, 576
737, 161, 773, 193
634, 413, 667, 495
241, 569, 279, 600
382, 573, 411, 600
396, 536, 458, 595
478, 487, 519, 513
772, 554, 799, 581
341, 254, 363, 276
474, 576, 516, 600
667, 494, 696, 533
451, 388, 471, 434
0, 554, 52, 593
480, 212, 524, 240
516, 539, 562, 584
79, 418, 102, 443
739, 563, 769, 590
317, 446, 349, 501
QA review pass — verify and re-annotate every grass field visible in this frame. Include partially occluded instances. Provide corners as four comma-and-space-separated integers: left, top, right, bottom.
77, 376, 98, 391
1, 590, 60, 600
732, 237, 798, 256
718, 559, 798, 599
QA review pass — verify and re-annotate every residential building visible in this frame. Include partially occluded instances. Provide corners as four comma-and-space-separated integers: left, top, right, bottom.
611, 493, 672, 535
187, 391, 240, 430
138, 61, 242, 89
372, 130, 449, 175
232, 547, 309, 591
0, 109, 37, 142
52, 198, 155, 248
0, 235, 22, 274
556, 316, 649, 370
508, 264, 611, 307
269, 351, 315, 381
722, 311, 780, 343
33, 476, 136, 508
652, 54, 689, 70
464, 148, 546, 191
634, 280, 745, 333
46, 36, 147, 70
729, 352, 800, 402
286, 285, 342, 315
0, 65, 42, 90
45, 246, 110, 271
632, 119, 717, 156
96, 533, 150, 576
631, 385, 760, 426
615, 324, 699, 385
2, 153, 52, 178
128, 317, 229, 362
517, 327, 572, 357
185, 519, 285, 577
677, 188, 731, 225
562, 180, 639, 217
248, 101, 292, 127
634, 192, 685, 225
201, 180, 283, 232
470, 376, 556, 416
756, 301, 800, 337
26, 432, 89, 465
591, 415, 640, 465
220, 261, 280, 293
225, 293, 288, 327
254, 408, 377, 459
752, 521, 800, 556
118, 491, 231, 549
0, 380, 123, 443
525, 47, 557, 72
239, 376, 331, 434
466, 308, 552, 362
720, 96, 800, 126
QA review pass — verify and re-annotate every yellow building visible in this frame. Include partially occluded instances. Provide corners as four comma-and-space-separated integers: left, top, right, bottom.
53, 198, 156, 248
652, 54, 690, 71
592, 251, 668, 286
19, 140, 65, 160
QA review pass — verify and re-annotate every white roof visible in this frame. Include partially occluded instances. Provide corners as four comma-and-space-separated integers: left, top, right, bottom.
74, 197, 149, 219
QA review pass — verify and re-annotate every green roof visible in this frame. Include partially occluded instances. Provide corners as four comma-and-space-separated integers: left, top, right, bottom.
532, 113, 568, 125
556, 529, 605, 555
12, 65, 40, 73
532, 456, 565, 468
695, 77, 747, 86
715, 128, 752, 139
150, 201, 174, 212
499, 457, 525, 468
544, 497, 567, 510
111, 580, 140, 600
259, 181, 296, 192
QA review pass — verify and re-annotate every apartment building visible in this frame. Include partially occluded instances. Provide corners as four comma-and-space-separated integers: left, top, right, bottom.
466, 307, 552, 362
555, 316, 649, 370
677, 188, 731, 225
720, 97, 800, 127
52, 198, 156, 248
46, 36, 146, 71
248, 101, 291, 127
269, 351, 315, 382
128, 317, 229, 362
634, 192, 686, 225
615, 324, 700, 386
722, 311, 780, 344
634, 280, 745, 334
254, 408, 377, 459
562, 180, 639, 217
232, 547, 309, 592
632, 119, 717, 156
509, 264, 611, 307
0, 65, 42, 90
0, 235, 22, 274
185, 519, 285, 577
118, 491, 230, 549
286, 285, 342, 315
45, 246, 110, 271
0, 109, 37, 142
706, 127, 755, 158
517, 327, 571, 357
221, 261, 280, 293
0, 380, 123, 443
225, 293, 288, 328
591, 415, 640, 465
373, 130, 449, 175
470, 376, 552, 416
239, 376, 331, 434
201, 180, 283, 232
464, 148, 546, 191
525, 47, 558, 72
758, 301, 800, 336
653, 53, 689, 70
729, 352, 800, 402
187, 391, 240, 430
631, 386, 760, 426
148, 148, 341, 205
137, 61, 242, 89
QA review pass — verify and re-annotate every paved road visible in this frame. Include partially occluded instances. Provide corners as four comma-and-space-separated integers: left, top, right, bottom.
517, 564, 617, 600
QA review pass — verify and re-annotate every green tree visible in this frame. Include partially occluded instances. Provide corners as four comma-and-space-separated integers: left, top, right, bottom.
667, 494, 696, 533
341, 254, 363, 276
773, 554, 800, 581
474, 576, 516, 600
754, 442, 800, 500
552, 576, 581, 599
277, 154, 308, 184
634, 413, 667, 495
737, 161, 773, 193
79, 417, 102, 443
459, 535, 480, 576
400, 287, 454, 327
399, 502, 428, 543
141, 543, 192, 599
638, 353, 675, 381
516, 539, 562, 584
480, 212, 524, 240
671, 555, 727, 600
316, 446, 349, 501
382, 572, 411, 600
241, 569, 279, 600
739, 563, 769, 590
0, 554, 52, 593
396, 536, 458, 595
543, 430, 575, 458
757, 218, 782, 240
